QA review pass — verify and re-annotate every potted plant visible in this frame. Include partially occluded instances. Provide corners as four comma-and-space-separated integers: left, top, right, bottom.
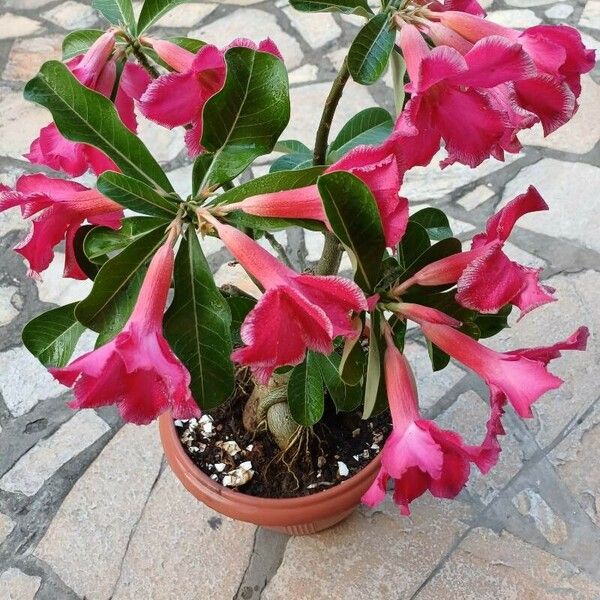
2, 0, 593, 535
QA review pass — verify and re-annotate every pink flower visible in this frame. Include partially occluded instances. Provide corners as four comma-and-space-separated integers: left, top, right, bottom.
201, 213, 367, 383
396, 23, 535, 168
219, 138, 408, 247
362, 329, 497, 515
419, 320, 564, 417
395, 187, 555, 318
27, 31, 150, 177
0, 174, 123, 279
140, 38, 282, 156
49, 236, 199, 425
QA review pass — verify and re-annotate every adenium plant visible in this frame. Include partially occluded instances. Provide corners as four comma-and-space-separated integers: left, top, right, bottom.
2, 0, 593, 515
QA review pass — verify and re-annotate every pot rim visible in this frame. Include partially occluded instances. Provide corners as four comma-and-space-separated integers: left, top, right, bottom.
159, 412, 383, 509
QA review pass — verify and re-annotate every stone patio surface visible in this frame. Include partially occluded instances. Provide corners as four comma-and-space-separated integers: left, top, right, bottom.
0, 0, 599, 598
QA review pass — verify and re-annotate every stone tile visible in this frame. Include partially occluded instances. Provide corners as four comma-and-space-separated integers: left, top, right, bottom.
3, 35, 63, 82
214, 262, 260, 297
0, 411, 109, 496
512, 488, 569, 545
284, 7, 342, 48
263, 496, 472, 600
191, 9, 304, 69
500, 159, 600, 253
487, 271, 600, 448
112, 468, 256, 598
167, 164, 194, 199
34, 423, 164, 600
289, 63, 319, 84
0, 14, 42, 39
284, 81, 374, 147
5, 0, 55, 7
0, 345, 65, 417
35, 252, 93, 305
519, 76, 600, 154
0, 568, 41, 600
0, 285, 20, 326
42, 1, 98, 30
545, 3, 574, 18
487, 9, 542, 27
502, 242, 546, 269
418, 528, 600, 599
404, 340, 465, 411
0, 88, 49, 160
457, 184, 495, 211
437, 391, 524, 505
0, 512, 15, 544
579, 0, 600, 29
506, 0, 554, 6
403, 150, 522, 202
305, 230, 325, 262
137, 116, 186, 164
148, 2, 216, 27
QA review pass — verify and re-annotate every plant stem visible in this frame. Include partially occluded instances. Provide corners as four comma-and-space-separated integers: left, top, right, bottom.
130, 40, 160, 79
264, 232, 293, 268
314, 60, 350, 275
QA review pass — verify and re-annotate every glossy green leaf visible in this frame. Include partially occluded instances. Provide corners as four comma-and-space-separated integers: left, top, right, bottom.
348, 13, 396, 86
93, 0, 136, 31
97, 171, 179, 218
221, 286, 257, 346
397, 221, 430, 270
318, 171, 385, 292
199, 47, 290, 186
191, 153, 219, 196
328, 107, 393, 162
362, 310, 382, 419
410, 207, 453, 241
289, 0, 373, 16
164, 228, 234, 410
22, 303, 85, 368
427, 339, 451, 372
388, 313, 407, 352
339, 331, 366, 385
24, 61, 173, 193
75, 225, 167, 332
313, 351, 362, 412
270, 153, 313, 173
475, 305, 512, 339
138, 0, 190, 33
274, 139, 311, 154
288, 353, 325, 427
62, 29, 104, 60
390, 48, 407, 116
84, 216, 168, 262
72, 225, 101, 280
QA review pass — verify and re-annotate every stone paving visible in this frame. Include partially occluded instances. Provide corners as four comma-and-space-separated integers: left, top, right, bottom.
0, 0, 599, 598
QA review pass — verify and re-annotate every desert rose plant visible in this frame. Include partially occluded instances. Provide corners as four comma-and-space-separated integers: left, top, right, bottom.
1, 0, 593, 515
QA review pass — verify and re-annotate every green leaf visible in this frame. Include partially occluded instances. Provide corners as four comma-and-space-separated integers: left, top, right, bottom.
72, 225, 101, 280
75, 225, 167, 332
270, 153, 313, 173
348, 13, 396, 86
221, 286, 257, 346
138, 0, 190, 33
97, 171, 179, 218
474, 305, 512, 339
410, 207, 453, 241
62, 29, 104, 60
24, 61, 173, 193
339, 332, 366, 385
327, 107, 393, 162
22, 304, 86, 368
318, 171, 385, 292
216, 167, 325, 232
274, 139, 311, 154
289, 0, 373, 17
313, 351, 362, 412
390, 48, 407, 116
427, 339, 451, 372
200, 47, 290, 186
397, 221, 430, 270
84, 216, 168, 262
164, 228, 234, 410
288, 353, 325, 427
93, 0, 136, 31
191, 153, 219, 196
362, 310, 382, 419
388, 313, 407, 352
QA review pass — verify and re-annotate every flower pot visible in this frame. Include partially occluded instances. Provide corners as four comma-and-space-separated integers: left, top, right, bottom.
159, 413, 382, 535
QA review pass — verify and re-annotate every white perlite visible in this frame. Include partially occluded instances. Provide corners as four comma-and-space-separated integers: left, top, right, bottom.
0, 568, 41, 600
0, 411, 110, 496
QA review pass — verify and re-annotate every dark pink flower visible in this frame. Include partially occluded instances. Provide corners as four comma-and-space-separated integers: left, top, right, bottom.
395, 187, 555, 318
27, 32, 150, 177
219, 138, 407, 247
201, 213, 367, 383
0, 174, 123, 279
50, 236, 199, 425
362, 329, 497, 514
396, 23, 535, 168
140, 37, 283, 156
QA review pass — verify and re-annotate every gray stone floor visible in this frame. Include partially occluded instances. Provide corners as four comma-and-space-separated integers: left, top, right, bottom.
0, 0, 599, 598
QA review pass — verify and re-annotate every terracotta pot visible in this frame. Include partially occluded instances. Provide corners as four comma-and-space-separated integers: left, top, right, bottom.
159, 413, 382, 535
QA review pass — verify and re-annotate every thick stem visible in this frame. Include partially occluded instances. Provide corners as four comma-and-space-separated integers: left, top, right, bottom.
130, 40, 160, 79
313, 60, 350, 275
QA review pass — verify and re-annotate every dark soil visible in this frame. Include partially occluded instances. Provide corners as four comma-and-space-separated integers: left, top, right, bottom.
175, 376, 392, 499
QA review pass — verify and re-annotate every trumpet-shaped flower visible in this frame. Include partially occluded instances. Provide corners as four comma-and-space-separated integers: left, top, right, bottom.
0, 174, 123, 279
362, 330, 498, 514
202, 214, 367, 383
49, 237, 199, 424
395, 187, 555, 318
140, 38, 282, 156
